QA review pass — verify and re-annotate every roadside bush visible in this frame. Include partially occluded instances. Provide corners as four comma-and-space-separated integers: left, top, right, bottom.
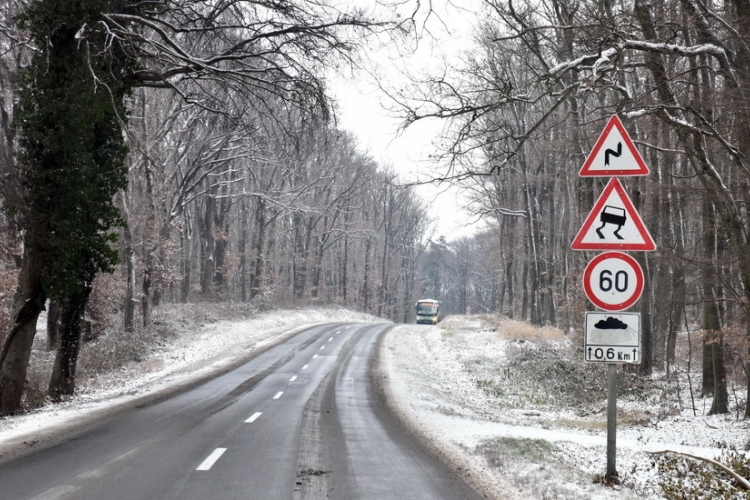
656, 451, 750, 499
500, 342, 658, 409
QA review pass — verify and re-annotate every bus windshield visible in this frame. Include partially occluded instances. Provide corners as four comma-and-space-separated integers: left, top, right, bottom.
416, 302, 438, 315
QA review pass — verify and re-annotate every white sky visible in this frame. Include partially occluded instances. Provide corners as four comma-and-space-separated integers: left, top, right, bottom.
326, 0, 484, 241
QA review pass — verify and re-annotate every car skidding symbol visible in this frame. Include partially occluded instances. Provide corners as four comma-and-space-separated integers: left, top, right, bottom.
597, 205, 626, 240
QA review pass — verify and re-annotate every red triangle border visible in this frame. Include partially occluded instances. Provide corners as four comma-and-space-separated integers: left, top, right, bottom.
571, 178, 656, 251
579, 115, 650, 177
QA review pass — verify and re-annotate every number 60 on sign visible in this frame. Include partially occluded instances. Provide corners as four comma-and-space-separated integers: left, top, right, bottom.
583, 252, 644, 311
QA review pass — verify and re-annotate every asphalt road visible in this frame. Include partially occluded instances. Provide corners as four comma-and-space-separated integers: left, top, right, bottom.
0, 323, 483, 500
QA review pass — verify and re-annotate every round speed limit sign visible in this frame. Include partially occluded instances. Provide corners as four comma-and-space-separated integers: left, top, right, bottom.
583, 251, 644, 311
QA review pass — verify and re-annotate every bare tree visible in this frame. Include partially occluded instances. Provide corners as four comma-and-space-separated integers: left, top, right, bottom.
393, 0, 750, 415
0, 0, 407, 415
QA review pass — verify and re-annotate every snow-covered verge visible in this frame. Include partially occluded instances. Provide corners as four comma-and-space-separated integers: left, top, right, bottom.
0, 306, 385, 461
380, 315, 750, 500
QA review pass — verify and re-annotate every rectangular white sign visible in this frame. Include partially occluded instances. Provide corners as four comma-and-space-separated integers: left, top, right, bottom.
584, 312, 640, 364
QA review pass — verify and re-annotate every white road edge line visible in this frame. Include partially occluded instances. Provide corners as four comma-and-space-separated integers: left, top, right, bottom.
273, 391, 283, 399
196, 448, 227, 471
245, 412, 262, 423
289, 375, 297, 382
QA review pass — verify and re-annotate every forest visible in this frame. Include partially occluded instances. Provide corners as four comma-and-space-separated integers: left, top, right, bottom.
0, 0, 749, 423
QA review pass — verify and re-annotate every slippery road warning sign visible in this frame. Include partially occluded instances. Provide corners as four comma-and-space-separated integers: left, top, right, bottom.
584, 312, 640, 364
579, 115, 650, 177
571, 178, 656, 251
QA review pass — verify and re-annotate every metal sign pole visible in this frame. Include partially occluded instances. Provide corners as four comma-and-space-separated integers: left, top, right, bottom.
573, 115, 653, 484
606, 363, 618, 482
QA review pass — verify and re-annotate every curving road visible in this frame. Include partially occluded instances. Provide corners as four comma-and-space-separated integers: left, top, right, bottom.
0, 323, 482, 500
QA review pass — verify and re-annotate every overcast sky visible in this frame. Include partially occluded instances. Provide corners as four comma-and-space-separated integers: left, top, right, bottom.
326, 0, 484, 241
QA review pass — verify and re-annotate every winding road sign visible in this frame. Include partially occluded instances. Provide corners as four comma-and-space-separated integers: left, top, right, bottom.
579, 115, 650, 177
571, 178, 656, 251
583, 251, 644, 311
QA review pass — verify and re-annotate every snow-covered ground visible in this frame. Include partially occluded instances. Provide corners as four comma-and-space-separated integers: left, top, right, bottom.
0, 309, 747, 499
380, 315, 750, 499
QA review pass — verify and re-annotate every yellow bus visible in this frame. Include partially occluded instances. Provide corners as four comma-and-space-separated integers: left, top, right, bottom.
415, 299, 440, 324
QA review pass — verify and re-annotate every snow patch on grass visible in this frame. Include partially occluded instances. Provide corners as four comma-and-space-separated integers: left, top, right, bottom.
381, 314, 750, 500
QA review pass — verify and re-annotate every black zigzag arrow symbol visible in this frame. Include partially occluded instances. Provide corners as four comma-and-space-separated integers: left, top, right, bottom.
604, 142, 622, 166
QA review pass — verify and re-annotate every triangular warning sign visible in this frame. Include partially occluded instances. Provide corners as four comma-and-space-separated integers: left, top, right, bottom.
571, 178, 656, 251
579, 115, 650, 177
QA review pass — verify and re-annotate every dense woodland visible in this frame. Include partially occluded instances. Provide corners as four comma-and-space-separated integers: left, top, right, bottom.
0, 0, 428, 415
0, 0, 749, 421
399, 0, 750, 419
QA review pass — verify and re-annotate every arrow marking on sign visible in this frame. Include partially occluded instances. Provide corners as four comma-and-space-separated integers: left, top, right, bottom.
584, 312, 641, 364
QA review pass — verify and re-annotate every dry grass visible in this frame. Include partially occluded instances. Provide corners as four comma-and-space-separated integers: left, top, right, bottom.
552, 418, 607, 431
448, 314, 565, 341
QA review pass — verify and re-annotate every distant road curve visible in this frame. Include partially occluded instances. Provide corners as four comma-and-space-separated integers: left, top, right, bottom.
0, 323, 483, 500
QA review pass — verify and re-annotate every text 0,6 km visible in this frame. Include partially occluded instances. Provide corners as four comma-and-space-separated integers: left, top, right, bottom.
586, 346, 640, 363
583, 251, 644, 311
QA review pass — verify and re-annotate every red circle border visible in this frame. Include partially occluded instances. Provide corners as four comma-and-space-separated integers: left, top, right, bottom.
583, 251, 644, 311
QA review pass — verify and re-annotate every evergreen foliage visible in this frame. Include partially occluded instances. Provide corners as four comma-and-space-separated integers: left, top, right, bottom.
14, 0, 136, 302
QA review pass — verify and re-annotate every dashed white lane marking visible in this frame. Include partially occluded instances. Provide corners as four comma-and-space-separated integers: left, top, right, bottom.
313, 354, 318, 359
28, 485, 79, 500
289, 375, 298, 382
319, 345, 325, 350
328, 337, 333, 342
335, 331, 341, 335
302, 364, 309, 370
245, 412, 262, 423
196, 448, 227, 471
273, 391, 283, 400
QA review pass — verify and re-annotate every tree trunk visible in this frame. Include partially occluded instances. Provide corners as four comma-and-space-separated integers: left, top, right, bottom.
708, 331, 729, 415
180, 211, 192, 302
46, 299, 60, 351
362, 237, 372, 312
342, 233, 349, 302
311, 218, 328, 299
239, 200, 248, 302
123, 226, 137, 332
666, 160, 687, 373
0, 240, 47, 415
142, 250, 153, 327
250, 199, 267, 300
200, 195, 216, 296
701, 197, 720, 396
292, 213, 308, 301
48, 263, 94, 401
212, 189, 231, 291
